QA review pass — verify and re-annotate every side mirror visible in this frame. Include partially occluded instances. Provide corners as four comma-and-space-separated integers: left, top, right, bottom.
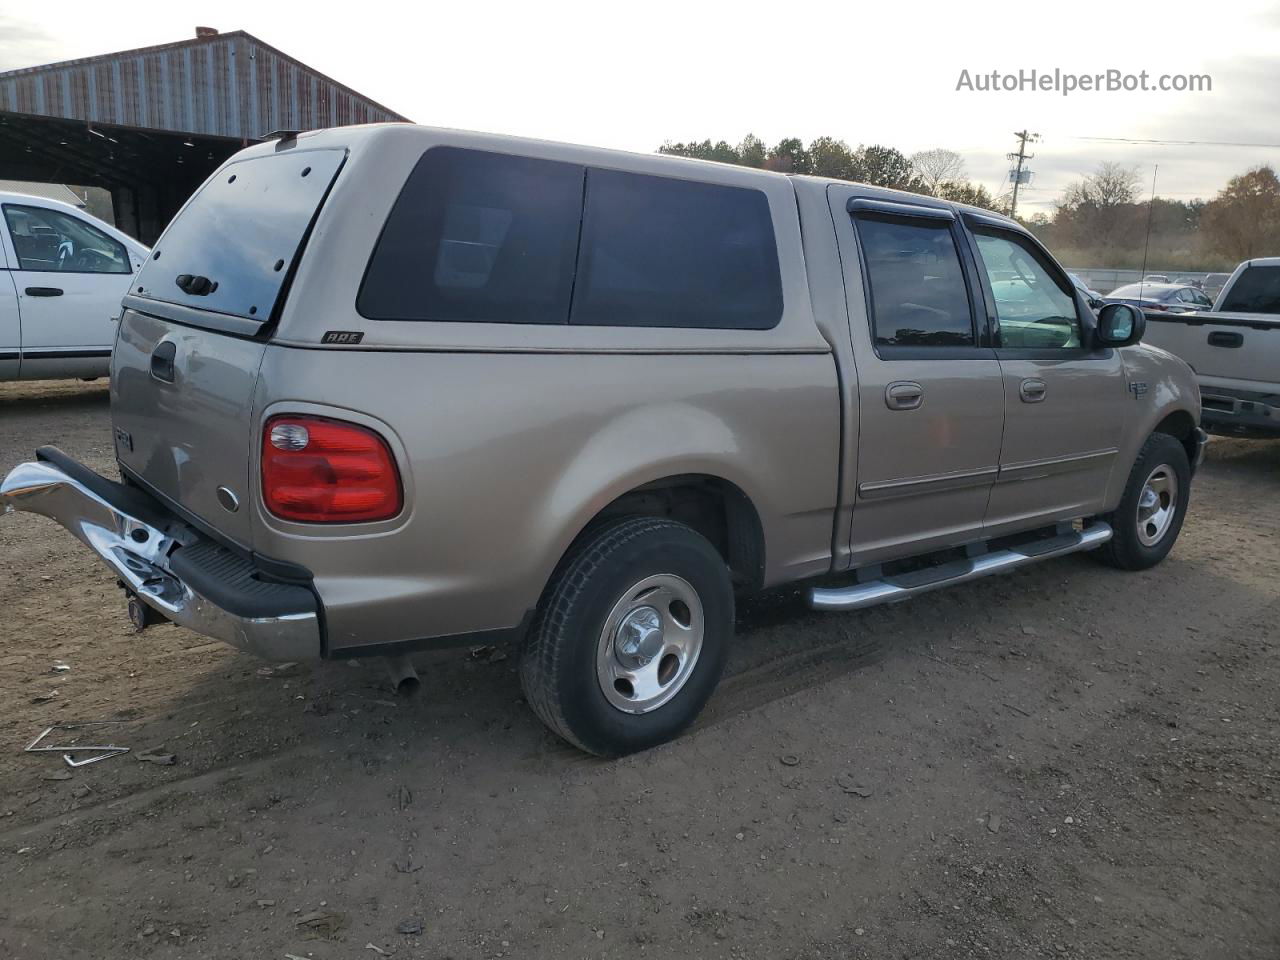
1096, 302, 1145, 347
1088, 296, 1105, 311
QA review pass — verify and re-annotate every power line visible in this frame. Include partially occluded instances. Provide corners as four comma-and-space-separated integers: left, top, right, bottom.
1074, 135, 1280, 149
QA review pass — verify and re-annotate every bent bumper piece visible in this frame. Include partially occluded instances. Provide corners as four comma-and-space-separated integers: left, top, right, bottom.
1, 451, 320, 661
1192, 427, 1210, 471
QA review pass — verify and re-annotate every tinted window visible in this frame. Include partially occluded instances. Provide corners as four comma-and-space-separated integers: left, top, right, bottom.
359, 148, 584, 324
972, 229, 1081, 349
571, 169, 782, 329
856, 215, 974, 347
3, 204, 130, 274
134, 149, 345, 321
1219, 265, 1280, 314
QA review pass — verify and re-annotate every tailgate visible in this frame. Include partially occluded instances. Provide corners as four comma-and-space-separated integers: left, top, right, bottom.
1143, 313, 1280, 385
111, 311, 266, 545
108, 146, 346, 548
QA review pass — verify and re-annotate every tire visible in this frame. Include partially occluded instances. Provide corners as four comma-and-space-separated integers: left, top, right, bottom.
520, 517, 733, 757
1094, 432, 1191, 571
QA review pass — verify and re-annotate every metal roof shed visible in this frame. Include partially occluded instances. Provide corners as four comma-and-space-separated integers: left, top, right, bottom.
0, 28, 409, 242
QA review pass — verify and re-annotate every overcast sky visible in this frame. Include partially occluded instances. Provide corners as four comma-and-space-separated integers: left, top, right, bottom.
4, 0, 1279, 212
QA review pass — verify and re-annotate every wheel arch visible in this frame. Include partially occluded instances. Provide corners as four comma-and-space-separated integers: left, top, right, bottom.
556, 473, 766, 594
1152, 408, 1199, 467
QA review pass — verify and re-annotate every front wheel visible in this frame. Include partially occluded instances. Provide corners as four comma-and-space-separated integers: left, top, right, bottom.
1094, 433, 1191, 570
519, 517, 733, 756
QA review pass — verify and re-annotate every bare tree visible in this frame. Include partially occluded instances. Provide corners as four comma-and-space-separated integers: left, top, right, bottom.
1062, 162, 1143, 209
910, 148, 967, 196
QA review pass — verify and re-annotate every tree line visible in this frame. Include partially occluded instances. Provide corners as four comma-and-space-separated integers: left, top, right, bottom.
1031, 162, 1280, 270
658, 136, 996, 209
658, 134, 1280, 270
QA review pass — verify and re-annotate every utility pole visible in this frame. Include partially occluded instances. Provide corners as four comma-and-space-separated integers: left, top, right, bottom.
1007, 130, 1039, 220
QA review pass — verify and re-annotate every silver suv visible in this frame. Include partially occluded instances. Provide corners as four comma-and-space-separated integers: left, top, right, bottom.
2, 125, 1206, 755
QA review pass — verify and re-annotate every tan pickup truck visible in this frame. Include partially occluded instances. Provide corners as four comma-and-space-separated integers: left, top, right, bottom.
1, 125, 1205, 755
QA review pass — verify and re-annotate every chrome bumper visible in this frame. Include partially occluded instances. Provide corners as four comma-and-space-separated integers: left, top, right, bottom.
1, 457, 320, 661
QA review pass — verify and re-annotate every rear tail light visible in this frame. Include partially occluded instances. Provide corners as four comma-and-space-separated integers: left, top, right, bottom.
262, 415, 402, 523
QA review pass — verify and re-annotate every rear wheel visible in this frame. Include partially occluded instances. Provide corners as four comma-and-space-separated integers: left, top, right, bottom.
520, 517, 733, 756
1095, 433, 1191, 570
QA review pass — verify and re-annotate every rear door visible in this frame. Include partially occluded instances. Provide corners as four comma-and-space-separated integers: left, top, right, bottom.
828, 189, 1005, 564
111, 147, 346, 547
964, 217, 1126, 529
0, 202, 138, 377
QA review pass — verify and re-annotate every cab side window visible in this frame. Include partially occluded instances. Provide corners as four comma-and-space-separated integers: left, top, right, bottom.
972, 228, 1081, 349
2, 204, 131, 274
855, 215, 975, 348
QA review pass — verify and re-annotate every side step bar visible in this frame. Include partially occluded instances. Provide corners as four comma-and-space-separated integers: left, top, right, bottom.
809, 521, 1113, 612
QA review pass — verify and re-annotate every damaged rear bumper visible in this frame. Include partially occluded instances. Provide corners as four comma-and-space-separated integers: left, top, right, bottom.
1, 447, 320, 661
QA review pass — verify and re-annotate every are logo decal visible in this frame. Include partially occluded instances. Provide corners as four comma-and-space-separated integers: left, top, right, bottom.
321, 330, 364, 345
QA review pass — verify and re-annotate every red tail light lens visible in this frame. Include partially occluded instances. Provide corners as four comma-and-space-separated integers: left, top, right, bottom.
262, 415, 402, 523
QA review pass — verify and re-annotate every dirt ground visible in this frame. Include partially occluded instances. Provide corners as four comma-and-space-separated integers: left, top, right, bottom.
0, 378, 1276, 960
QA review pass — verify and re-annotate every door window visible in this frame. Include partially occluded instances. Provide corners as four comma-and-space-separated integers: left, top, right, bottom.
972, 228, 1081, 349
3, 204, 131, 274
855, 215, 975, 347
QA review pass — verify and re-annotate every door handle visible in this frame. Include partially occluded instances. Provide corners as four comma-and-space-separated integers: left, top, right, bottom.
25, 287, 63, 297
1207, 331, 1243, 348
150, 340, 177, 383
1019, 378, 1047, 403
885, 381, 923, 411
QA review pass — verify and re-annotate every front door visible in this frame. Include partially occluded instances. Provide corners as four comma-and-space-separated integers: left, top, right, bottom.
1, 202, 133, 378
964, 218, 1127, 530
828, 189, 1006, 566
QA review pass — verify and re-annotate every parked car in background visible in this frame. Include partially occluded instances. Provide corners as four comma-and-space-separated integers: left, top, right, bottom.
1105, 282, 1214, 314
2, 125, 1205, 756
1069, 272, 1105, 310
1142, 257, 1280, 438
1143, 274, 1171, 284
1173, 275, 1206, 290
0, 191, 148, 382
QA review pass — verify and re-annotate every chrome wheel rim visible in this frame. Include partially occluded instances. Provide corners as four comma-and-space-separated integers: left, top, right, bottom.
596, 574, 704, 714
1136, 464, 1178, 547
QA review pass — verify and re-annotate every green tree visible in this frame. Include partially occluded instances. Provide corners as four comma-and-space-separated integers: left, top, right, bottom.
738, 134, 766, 168
765, 137, 811, 174
851, 145, 922, 191
935, 180, 997, 210
808, 137, 857, 180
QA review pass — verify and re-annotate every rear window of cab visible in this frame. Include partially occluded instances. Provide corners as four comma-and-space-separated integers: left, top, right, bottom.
356, 147, 784, 330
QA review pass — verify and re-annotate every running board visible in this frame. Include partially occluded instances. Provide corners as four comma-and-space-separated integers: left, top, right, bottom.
809, 521, 1113, 612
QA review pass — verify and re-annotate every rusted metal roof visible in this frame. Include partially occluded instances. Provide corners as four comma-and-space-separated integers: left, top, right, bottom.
0, 30, 410, 141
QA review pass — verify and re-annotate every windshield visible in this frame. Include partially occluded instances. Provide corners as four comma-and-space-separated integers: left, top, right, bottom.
132, 148, 345, 322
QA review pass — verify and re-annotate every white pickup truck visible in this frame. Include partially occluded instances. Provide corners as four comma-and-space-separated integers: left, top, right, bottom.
0, 191, 149, 382
1142, 258, 1280, 438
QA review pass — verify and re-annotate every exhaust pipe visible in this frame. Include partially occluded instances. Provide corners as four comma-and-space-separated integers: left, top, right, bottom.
385, 655, 420, 697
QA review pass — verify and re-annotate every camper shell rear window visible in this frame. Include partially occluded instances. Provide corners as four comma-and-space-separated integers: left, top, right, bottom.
132, 148, 345, 323
1218, 265, 1280, 315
